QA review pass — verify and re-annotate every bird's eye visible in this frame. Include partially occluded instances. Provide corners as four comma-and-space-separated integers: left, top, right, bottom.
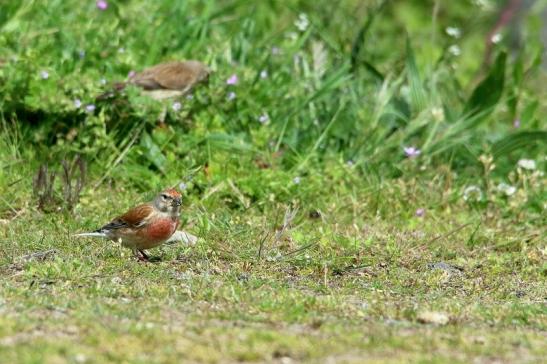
161, 194, 169, 200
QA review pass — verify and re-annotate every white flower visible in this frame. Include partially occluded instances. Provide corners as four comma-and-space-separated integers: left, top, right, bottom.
186, 94, 194, 100
258, 113, 270, 124
445, 27, 461, 38
491, 33, 503, 44
40, 70, 49, 79
226, 91, 236, 101
404, 146, 421, 158
463, 185, 483, 202
431, 107, 444, 122
85, 104, 96, 113
400, 85, 410, 99
496, 183, 516, 196
295, 13, 309, 32
74, 354, 87, 364
448, 45, 461, 56
74, 99, 82, 108
179, 182, 187, 191
100, 78, 107, 85
260, 70, 268, 79
172, 102, 182, 111
517, 159, 536, 170
287, 31, 298, 41
473, 0, 489, 8
513, 119, 521, 128
293, 176, 301, 184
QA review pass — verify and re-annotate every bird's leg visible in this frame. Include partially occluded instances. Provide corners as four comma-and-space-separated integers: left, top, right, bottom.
138, 249, 150, 262
132, 248, 149, 262
158, 105, 167, 126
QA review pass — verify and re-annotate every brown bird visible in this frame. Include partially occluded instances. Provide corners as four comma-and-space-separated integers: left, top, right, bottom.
99, 60, 210, 123
75, 188, 182, 261
127, 60, 210, 100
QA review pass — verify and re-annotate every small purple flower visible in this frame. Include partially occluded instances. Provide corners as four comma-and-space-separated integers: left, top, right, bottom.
293, 176, 301, 184
226, 91, 236, 101
74, 99, 82, 109
186, 94, 194, 100
415, 208, 425, 217
40, 70, 49, 80
271, 46, 281, 55
127, 70, 136, 79
179, 182, 187, 191
404, 146, 421, 158
258, 113, 270, 124
346, 160, 354, 167
226, 74, 238, 85
513, 119, 521, 128
260, 70, 268, 79
78, 50, 86, 59
172, 102, 182, 111
85, 104, 96, 113
96, 0, 108, 10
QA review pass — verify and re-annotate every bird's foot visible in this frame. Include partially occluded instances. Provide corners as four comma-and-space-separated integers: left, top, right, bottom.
136, 249, 150, 262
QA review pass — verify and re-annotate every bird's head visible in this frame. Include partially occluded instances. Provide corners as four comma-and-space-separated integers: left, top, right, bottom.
154, 188, 182, 215
186, 60, 211, 85
200, 66, 211, 84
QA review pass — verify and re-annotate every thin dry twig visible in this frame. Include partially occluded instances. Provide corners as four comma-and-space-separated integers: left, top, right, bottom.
33, 156, 86, 212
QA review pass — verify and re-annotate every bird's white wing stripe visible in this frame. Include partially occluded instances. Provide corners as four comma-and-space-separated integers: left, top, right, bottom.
73, 232, 108, 238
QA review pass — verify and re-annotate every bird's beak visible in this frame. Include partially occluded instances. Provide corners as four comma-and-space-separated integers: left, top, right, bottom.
172, 198, 182, 207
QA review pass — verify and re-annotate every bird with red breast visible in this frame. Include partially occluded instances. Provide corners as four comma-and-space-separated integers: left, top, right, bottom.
75, 188, 182, 261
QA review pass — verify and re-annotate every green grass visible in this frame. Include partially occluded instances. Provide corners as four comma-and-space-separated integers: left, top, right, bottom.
1, 0, 546, 363
1, 168, 545, 363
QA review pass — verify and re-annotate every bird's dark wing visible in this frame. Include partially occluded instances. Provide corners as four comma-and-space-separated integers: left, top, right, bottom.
96, 204, 153, 232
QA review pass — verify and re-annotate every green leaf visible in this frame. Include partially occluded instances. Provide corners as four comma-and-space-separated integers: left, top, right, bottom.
206, 133, 255, 153
350, 0, 388, 77
405, 38, 427, 113
0, 2, 25, 32
492, 131, 547, 158
521, 100, 539, 124
362, 60, 385, 83
512, 52, 524, 87
140, 132, 166, 172
464, 52, 506, 117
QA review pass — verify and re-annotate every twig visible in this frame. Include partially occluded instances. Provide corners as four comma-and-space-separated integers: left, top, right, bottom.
257, 231, 272, 261
274, 207, 298, 243
7, 178, 23, 187
282, 242, 317, 258
333, 263, 371, 275
418, 222, 474, 250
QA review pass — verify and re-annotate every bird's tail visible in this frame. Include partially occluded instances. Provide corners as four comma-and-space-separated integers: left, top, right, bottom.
73, 232, 108, 238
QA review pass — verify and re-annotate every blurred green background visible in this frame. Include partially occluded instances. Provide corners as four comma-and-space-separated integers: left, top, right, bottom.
1, 0, 545, 193
1, 2, 546, 363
